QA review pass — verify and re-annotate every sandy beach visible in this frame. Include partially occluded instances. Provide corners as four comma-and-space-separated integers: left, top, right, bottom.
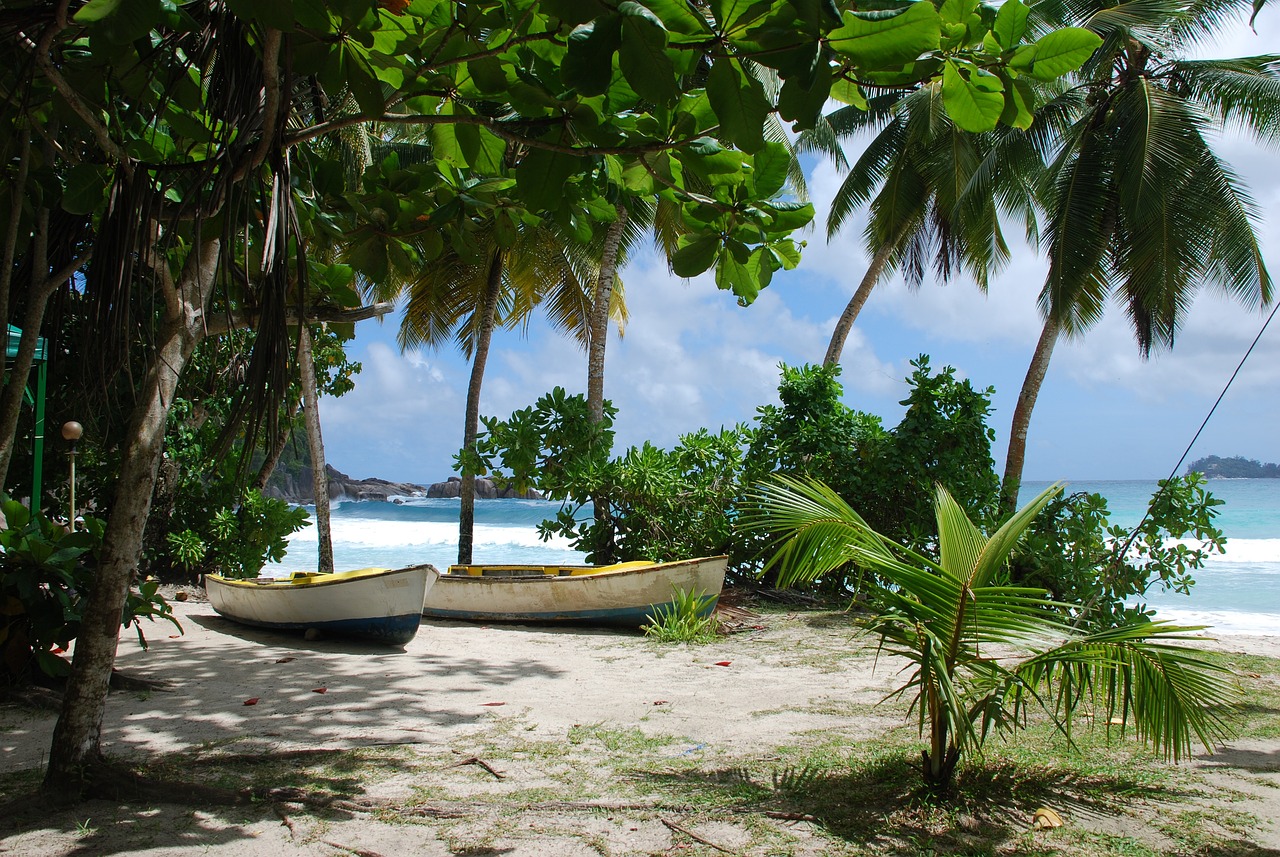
3, 595, 1280, 856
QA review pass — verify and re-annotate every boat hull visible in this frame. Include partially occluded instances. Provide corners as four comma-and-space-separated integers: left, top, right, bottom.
421, 556, 728, 627
205, 564, 438, 645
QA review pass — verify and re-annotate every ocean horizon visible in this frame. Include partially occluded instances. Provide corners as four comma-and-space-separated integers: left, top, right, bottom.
269, 477, 1280, 637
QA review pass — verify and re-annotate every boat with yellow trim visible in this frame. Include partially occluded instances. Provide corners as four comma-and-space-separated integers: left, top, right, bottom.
420, 556, 727, 627
205, 564, 438, 645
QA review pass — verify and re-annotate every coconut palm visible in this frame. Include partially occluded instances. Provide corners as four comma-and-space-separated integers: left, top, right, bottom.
997, 0, 1279, 515
801, 86, 1027, 366
393, 209, 610, 564
744, 475, 1237, 790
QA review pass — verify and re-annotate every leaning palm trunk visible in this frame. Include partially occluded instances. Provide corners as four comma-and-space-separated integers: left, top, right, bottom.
458, 250, 504, 565
999, 316, 1060, 519
745, 475, 1236, 792
297, 324, 334, 574
44, 238, 221, 797
823, 218, 913, 367
586, 206, 626, 562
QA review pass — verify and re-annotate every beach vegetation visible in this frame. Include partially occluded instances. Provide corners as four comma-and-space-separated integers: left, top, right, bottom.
746, 476, 1237, 791
0, 498, 178, 684
1010, 473, 1226, 629
642, 587, 720, 644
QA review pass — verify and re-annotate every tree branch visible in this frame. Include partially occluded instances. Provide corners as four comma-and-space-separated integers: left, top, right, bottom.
203, 301, 395, 338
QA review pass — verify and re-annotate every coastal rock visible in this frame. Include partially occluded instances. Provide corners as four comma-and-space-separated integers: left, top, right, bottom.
264, 465, 428, 504
426, 475, 542, 500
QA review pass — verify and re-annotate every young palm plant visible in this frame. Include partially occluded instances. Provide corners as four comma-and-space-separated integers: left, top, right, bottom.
745, 475, 1237, 791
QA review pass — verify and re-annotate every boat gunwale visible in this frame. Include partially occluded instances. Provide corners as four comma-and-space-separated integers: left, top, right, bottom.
206, 563, 437, 591
442, 555, 728, 584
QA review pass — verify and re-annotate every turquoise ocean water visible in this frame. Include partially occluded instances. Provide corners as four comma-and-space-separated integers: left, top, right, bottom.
271, 478, 1280, 636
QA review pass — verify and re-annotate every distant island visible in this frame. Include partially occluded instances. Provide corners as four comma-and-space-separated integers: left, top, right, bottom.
1186, 456, 1280, 478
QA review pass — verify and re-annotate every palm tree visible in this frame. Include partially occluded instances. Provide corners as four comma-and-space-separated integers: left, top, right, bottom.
394, 211, 606, 564
801, 86, 1026, 366
745, 475, 1236, 791
997, 0, 1279, 516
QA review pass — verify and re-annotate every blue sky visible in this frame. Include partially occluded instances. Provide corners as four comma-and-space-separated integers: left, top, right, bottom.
321, 13, 1280, 487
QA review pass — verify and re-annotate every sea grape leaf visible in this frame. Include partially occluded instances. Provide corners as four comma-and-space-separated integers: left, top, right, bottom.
516, 148, 582, 210
563, 19, 621, 96
827, 4, 942, 70
992, 0, 1029, 50
1028, 28, 1103, 81
618, 3, 680, 105
672, 233, 722, 277
706, 58, 769, 153
941, 60, 1005, 132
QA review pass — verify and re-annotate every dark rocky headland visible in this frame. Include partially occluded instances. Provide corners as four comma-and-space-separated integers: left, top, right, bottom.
264, 465, 542, 503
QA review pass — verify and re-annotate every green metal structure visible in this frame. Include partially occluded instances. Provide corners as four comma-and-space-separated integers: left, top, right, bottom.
4, 323, 48, 503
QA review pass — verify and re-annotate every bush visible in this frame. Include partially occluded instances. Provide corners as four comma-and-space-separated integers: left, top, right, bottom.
1, 497, 180, 684
1009, 474, 1225, 628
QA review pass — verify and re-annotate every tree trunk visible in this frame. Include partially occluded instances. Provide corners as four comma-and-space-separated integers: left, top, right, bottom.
0, 205, 79, 494
297, 324, 334, 573
253, 397, 302, 490
999, 317, 1060, 519
823, 238, 900, 368
458, 250, 504, 566
586, 206, 626, 563
0, 130, 31, 339
43, 238, 220, 798
587, 205, 625, 423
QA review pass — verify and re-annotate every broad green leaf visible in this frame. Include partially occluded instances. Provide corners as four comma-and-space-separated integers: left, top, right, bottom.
62, 164, 111, 215
829, 77, 868, 108
939, 0, 978, 27
226, 0, 296, 31
709, 0, 775, 35
642, 0, 711, 34
750, 142, 790, 199
992, 0, 1029, 50
563, 19, 621, 96
672, 233, 721, 277
618, 3, 680, 105
706, 58, 769, 153
777, 61, 832, 128
343, 43, 386, 116
1029, 28, 1102, 81
769, 239, 803, 270
72, 0, 126, 23
828, 3, 942, 71
716, 250, 757, 303
998, 76, 1035, 130
942, 60, 1005, 132
516, 148, 582, 210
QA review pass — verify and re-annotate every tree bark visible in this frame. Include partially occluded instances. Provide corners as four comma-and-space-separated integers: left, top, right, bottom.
0, 217, 86, 494
458, 250, 504, 566
999, 317, 1060, 519
585, 206, 626, 562
0, 130, 31, 336
42, 238, 220, 797
297, 324, 334, 574
587, 205, 625, 423
253, 397, 302, 490
823, 232, 903, 368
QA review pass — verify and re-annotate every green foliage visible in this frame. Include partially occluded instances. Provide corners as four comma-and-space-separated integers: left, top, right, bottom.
0, 498, 180, 684
746, 477, 1237, 791
1011, 474, 1226, 628
475, 358, 1000, 586
166, 489, 311, 580
469, 387, 746, 563
641, 587, 719, 644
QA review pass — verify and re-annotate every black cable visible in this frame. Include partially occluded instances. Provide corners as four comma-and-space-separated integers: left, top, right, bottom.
1111, 294, 1280, 561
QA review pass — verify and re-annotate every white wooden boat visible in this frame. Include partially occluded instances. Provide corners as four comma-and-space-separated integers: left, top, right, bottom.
421, 556, 728, 627
205, 564, 438, 645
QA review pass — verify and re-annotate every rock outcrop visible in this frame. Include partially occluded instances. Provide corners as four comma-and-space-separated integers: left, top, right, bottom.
426, 475, 542, 500
264, 465, 428, 504
264, 467, 542, 503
